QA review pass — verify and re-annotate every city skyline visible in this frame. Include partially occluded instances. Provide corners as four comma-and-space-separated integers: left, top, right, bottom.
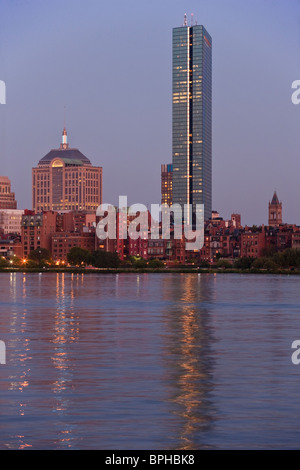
0, 0, 299, 226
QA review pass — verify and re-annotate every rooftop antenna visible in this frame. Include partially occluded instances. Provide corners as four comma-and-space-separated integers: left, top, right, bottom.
64, 105, 66, 129
183, 13, 187, 27
61, 106, 69, 150
191, 13, 194, 26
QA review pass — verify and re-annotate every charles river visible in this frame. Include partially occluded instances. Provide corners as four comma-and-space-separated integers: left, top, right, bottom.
0, 272, 300, 450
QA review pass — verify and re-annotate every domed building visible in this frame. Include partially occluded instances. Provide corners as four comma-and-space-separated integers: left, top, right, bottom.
32, 128, 102, 212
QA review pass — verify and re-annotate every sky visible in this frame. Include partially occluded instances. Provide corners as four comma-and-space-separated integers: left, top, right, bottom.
0, 0, 299, 226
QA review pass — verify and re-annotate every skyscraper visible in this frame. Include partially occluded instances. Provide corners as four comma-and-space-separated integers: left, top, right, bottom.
32, 128, 102, 212
172, 18, 212, 221
0, 177, 17, 209
161, 163, 173, 207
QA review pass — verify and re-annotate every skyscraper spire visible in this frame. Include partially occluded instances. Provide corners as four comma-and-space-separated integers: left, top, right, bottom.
60, 127, 69, 150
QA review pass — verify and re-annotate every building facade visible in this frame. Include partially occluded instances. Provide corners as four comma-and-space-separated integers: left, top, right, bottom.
0, 177, 17, 209
51, 232, 95, 262
32, 128, 102, 212
161, 164, 173, 207
21, 210, 57, 258
172, 21, 212, 221
0, 209, 24, 234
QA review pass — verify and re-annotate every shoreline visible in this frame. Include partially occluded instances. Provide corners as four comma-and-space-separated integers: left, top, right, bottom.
0, 267, 299, 275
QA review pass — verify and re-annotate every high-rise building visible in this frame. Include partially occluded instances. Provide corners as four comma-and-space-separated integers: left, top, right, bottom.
161, 163, 173, 206
0, 177, 17, 209
32, 128, 102, 212
172, 19, 212, 221
268, 191, 282, 227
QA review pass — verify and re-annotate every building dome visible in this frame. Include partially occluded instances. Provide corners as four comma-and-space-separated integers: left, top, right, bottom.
37, 128, 92, 166
38, 148, 92, 166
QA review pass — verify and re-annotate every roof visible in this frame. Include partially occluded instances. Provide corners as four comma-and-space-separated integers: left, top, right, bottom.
271, 191, 280, 205
38, 148, 91, 166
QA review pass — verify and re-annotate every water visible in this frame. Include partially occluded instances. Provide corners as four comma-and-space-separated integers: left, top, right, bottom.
0, 272, 300, 449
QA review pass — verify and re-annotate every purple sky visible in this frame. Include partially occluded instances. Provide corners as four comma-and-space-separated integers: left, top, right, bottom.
0, 0, 299, 225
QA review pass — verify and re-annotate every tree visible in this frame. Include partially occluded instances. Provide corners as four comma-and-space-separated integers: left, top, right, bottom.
0, 257, 9, 268
198, 260, 210, 268
128, 256, 147, 269
67, 247, 91, 266
233, 257, 253, 270
28, 248, 52, 266
148, 259, 164, 269
91, 250, 120, 268
252, 257, 278, 271
133, 258, 147, 269
10, 256, 23, 267
280, 249, 300, 268
186, 257, 198, 264
216, 259, 231, 269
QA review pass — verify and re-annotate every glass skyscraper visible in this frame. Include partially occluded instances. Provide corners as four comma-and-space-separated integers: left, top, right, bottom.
172, 23, 212, 221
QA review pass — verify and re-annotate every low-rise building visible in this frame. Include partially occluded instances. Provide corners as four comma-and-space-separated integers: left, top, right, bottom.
0, 209, 24, 234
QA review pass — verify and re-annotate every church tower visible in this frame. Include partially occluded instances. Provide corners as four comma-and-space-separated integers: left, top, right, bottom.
268, 191, 282, 227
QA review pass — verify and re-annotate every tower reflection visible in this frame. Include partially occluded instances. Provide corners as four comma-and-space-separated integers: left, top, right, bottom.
162, 274, 216, 449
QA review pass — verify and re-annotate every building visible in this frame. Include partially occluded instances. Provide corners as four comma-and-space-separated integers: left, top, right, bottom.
32, 128, 102, 212
161, 164, 173, 206
0, 177, 17, 209
231, 214, 241, 229
0, 239, 22, 259
268, 191, 282, 227
172, 18, 212, 221
240, 230, 266, 259
21, 210, 57, 258
0, 209, 24, 234
129, 237, 149, 259
211, 211, 220, 220
51, 232, 95, 262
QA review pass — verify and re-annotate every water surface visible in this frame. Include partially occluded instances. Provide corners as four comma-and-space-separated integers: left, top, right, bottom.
0, 272, 299, 449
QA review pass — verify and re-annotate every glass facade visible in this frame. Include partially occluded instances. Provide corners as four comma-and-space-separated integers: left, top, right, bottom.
172, 25, 212, 221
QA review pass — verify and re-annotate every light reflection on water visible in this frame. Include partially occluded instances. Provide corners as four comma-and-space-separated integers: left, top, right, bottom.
0, 273, 300, 449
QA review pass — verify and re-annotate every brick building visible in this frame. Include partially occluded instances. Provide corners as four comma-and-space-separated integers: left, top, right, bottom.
51, 232, 95, 262
21, 210, 57, 258
240, 230, 266, 258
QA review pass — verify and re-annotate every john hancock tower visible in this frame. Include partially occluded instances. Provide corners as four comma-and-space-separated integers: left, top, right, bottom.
172, 17, 212, 222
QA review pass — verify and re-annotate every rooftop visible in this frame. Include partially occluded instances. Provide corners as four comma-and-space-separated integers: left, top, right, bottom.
37, 129, 92, 166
